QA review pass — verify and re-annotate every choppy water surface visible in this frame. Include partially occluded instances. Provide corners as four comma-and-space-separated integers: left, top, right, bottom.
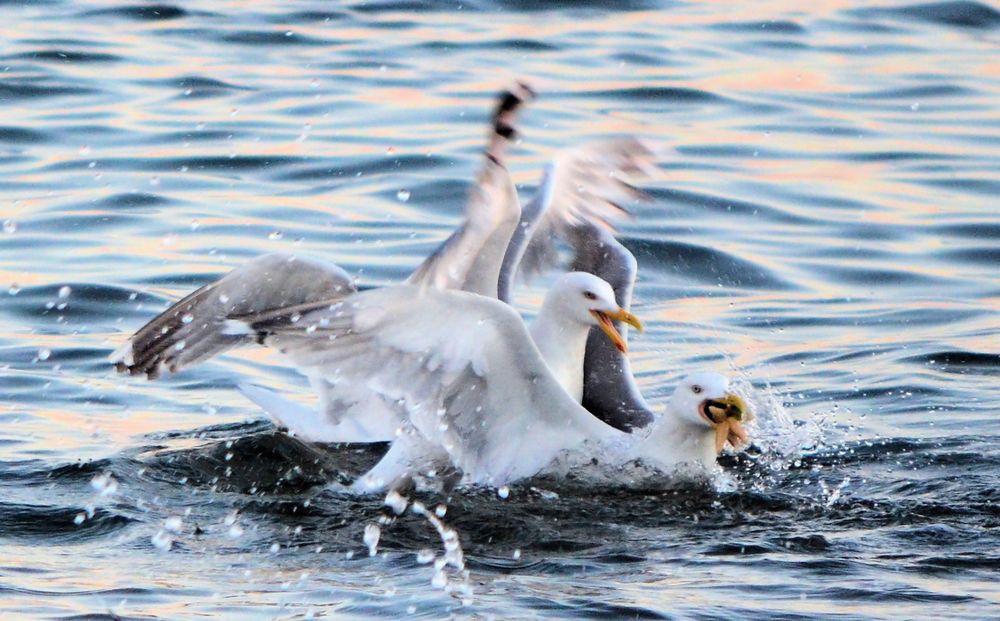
2, 0, 999, 618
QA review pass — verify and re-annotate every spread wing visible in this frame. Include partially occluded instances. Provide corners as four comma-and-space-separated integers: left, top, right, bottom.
239, 285, 622, 486
498, 136, 656, 302
110, 253, 356, 378
406, 83, 534, 298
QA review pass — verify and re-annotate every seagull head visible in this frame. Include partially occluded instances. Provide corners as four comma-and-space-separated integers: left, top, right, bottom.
667, 372, 751, 454
548, 272, 643, 353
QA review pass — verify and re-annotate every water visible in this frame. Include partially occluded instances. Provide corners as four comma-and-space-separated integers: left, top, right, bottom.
1, 0, 998, 618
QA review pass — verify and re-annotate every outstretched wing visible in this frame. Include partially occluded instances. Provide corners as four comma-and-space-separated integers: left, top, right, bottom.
240, 285, 622, 486
498, 136, 656, 302
110, 253, 356, 378
407, 83, 534, 298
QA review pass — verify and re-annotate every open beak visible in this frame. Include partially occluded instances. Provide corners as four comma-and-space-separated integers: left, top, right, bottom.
590, 308, 643, 353
699, 393, 751, 454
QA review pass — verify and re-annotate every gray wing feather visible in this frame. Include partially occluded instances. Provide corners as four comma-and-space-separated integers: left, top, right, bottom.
407, 85, 533, 298
111, 253, 356, 378
498, 136, 655, 303
570, 224, 656, 431
496, 137, 658, 430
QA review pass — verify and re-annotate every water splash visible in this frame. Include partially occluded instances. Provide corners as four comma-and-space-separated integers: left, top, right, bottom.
410, 501, 471, 603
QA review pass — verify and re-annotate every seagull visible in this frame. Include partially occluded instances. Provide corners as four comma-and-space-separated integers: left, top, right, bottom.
622, 372, 750, 475
216, 285, 748, 492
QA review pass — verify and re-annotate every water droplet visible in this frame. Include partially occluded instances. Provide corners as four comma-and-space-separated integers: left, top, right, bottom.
434, 504, 447, 518
512, 549, 521, 560
181, 313, 194, 324
396, 189, 410, 202
2, 220, 15, 234
270, 542, 280, 554
37, 348, 51, 361
8, 283, 20, 295
230, 108, 239, 117
431, 570, 447, 588
285, 30, 294, 37
384, 490, 408, 515
195, 122, 206, 131
416, 549, 434, 564
910, 102, 920, 111
164, 516, 183, 533
218, 293, 230, 304
183, 88, 192, 96
151, 530, 173, 551
227, 524, 244, 538
149, 176, 160, 187
190, 219, 200, 231
74, 513, 86, 525
58, 286, 71, 299
174, 340, 186, 351
268, 231, 283, 240
497, 486, 510, 499
90, 472, 118, 496
363, 523, 381, 557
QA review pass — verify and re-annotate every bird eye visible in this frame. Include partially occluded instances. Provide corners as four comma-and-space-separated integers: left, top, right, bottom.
583, 291, 597, 300
691, 385, 702, 394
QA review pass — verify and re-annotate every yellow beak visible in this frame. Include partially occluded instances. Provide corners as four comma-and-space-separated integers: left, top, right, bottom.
705, 393, 747, 423
590, 308, 643, 353
705, 393, 751, 454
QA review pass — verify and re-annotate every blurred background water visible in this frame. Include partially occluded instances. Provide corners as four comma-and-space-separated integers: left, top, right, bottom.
1, 0, 998, 618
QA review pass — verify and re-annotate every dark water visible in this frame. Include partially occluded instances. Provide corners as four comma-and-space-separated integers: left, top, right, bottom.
2, 0, 999, 618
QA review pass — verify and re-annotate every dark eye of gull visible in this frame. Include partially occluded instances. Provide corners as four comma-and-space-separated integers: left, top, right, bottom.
583, 291, 597, 300
691, 385, 702, 394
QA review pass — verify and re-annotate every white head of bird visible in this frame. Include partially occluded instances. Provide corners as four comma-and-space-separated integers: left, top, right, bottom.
537, 272, 642, 353
529, 272, 642, 403
668, 372, 750, 452
630, 372, 752, 474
